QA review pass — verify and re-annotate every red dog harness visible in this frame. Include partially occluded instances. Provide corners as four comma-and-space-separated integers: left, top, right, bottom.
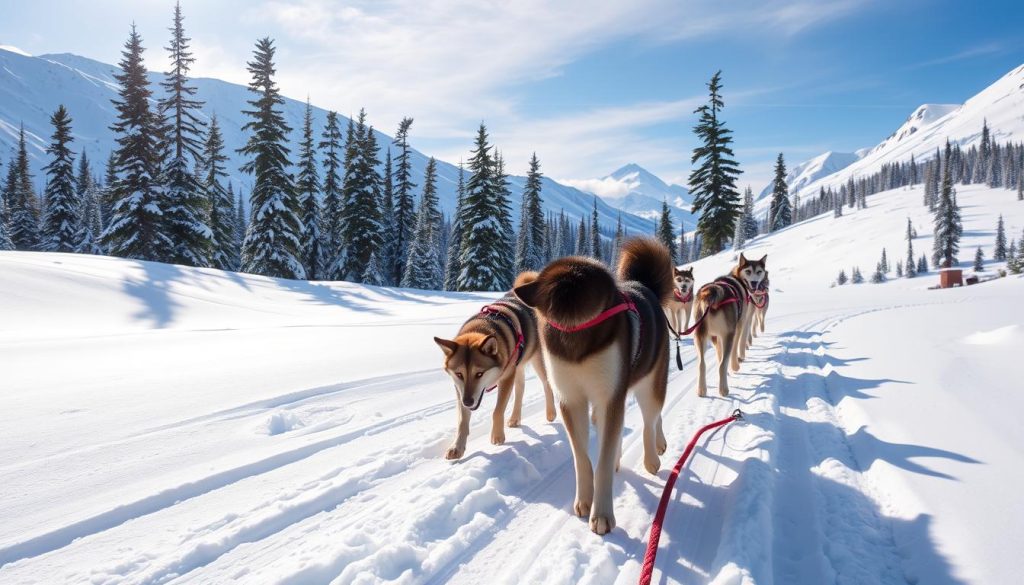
477, 302, 526, 393
673, 288, 693, 303
546, 292, 638, 333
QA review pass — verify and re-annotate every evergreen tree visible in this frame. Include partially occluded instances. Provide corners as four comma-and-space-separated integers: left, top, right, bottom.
905, 218, 916, 278
836, 269, 848, 285
233, 185, 246, 253
74, 152, 104, 254
879, 248, 889, 273
918, 254, 929, 274
870, 265, 887, 283
100, 152, 117, 229
590, 197, 602, 263
851, 266, 864, 284
337, 112, 385, 281
0, 158, 12, 252
402, 157, 443, 289
362, 249, 386, 285
834, 186, 844, 218
40, 105, 79, 252
552, 210, 568, 261
378, 149, 398, 285
515, 153, 545, 272
392, 117, 416, 281
656, 199, 676, 262
444, 161, 466, 291
610, 213, 624, 268
319, 111, 344, 270
688, 71, 741, 255
768, 153, 792, 231
973, 247, 984, 271
994, 215, 1007, 261
238, 37, 304, 279
103, 25, 170, 261
932, 141, 962, 268
295, 100, 323, 278
457, 124, 513, 291
158, 1, 211, 267
1017, 180, 1023, 202
896, 261, 904, 278
575, 214, 588, 256
7, 126, 41, 250
733, 187, 750, 249
202, 114, 238, 270
678, 225, 688, 264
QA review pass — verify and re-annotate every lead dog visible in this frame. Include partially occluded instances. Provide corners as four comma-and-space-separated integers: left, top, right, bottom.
749, 270, 770, 340
665, 267, 694, 336
434, 272, 556, 460
513, 237, 673, 535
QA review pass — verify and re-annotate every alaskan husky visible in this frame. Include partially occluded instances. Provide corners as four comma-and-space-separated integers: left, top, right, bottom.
665, 267, 694, 336
733, 254, 767, 357
513, 237, 673, 535
434, 272, 556, 460
749, 270, 770, 340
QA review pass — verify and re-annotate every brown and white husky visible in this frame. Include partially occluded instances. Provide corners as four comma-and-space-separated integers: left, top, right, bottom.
749, 270, 770, 340
733, 255, 767, 357
434, 272, 556, 461
513, 237, 673, 535
666, 267, 694, 336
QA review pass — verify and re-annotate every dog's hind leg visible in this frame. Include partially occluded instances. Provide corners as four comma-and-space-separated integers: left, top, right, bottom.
491, 377, 514, 445
531, 355, 557, 422
591, 392, 625, 535
560, 398, 594, 519
634, 376, 666, 473
508, 366, 526, 428
721, 329, 737, 395
695, 327, 709, 397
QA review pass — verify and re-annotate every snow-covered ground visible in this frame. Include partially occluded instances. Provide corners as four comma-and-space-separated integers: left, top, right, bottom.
1, 183, 1022, 584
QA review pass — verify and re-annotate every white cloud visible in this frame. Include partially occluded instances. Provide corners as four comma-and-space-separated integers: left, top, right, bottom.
560, 176, 639, 199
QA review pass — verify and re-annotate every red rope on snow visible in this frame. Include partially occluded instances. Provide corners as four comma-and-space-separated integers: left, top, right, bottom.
637, 409, 743, 585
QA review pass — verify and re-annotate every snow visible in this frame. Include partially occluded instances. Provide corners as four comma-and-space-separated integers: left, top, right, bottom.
755, 150, 861, 212
2, 180, 1024, 583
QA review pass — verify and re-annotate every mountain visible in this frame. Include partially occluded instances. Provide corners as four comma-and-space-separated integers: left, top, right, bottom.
783, 63, 1024, 197
565, 163, 696, 230
0, 48, 653, 235
756, 150, 861, 203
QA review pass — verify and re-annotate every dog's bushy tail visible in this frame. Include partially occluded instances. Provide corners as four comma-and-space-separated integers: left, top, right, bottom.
513, 270, 539, 288
697, 284, 725, 308
616, 236, 673, 303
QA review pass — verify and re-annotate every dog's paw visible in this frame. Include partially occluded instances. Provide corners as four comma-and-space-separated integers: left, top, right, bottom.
644, 454, 661, 475
444, 445, 465, 460
696, 386, 707, 398
573, 498, 592, 518
657, 435, 668, 455
490, 429, 506, 445
545, 406, 557, 422
589, 513, 616, 535
719, 386, 730, 397
507, 416, 521, 428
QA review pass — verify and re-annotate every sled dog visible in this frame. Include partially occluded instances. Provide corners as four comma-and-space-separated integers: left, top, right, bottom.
434, 272, 556, 461
749, 270, 770, 340
665, 267, 694, 336
733, 254, 767, 357
513, 237, 673, 535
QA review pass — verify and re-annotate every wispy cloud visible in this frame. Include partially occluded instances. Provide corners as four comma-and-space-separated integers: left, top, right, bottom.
905, 42, 1006, 70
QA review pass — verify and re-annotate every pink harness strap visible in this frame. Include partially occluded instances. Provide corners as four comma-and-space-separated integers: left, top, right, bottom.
673, 288, 693, 303
547, 292, 638, 333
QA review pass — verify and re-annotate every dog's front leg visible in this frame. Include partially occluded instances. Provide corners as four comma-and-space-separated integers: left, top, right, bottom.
560, 399, 593, 519
491, 377, 514, 445
508, 367, 526, 428
591, 395, 624, 535
446, 400, 471, 460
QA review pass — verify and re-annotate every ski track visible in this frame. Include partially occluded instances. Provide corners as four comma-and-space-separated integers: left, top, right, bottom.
0, 302, 955, 584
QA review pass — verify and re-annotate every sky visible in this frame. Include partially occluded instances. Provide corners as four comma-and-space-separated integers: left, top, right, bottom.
1, 0, 1022, 192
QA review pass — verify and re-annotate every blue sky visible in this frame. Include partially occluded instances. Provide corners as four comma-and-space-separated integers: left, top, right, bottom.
1, 0, 1021, 191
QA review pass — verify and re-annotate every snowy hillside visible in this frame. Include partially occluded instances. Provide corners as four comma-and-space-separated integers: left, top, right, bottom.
756, 150, 861, 207
790, 63, 1024, 196
2, 180, 1022, 583
0, 47, 653, 234
565, 163, 696, 229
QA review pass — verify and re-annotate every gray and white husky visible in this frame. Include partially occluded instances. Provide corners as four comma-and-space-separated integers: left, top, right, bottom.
665, 266, 694, 336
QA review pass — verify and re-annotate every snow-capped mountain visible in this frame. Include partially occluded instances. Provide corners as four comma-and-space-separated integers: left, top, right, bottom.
565, 163, 696, 230
0, 47, 653, 235
786, 63, 1024, 196
757, 150, 861, 202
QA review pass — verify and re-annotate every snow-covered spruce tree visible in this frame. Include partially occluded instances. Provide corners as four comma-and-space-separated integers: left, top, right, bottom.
678, 225, 688, 263
378, 149, 399, 285
7, 126, 41, 251
515, 153, 546, 272
202, 114, 238, 271
391, 117, 416, 283
740, 186, 758, 242
973, 247, 984, 271
994, 215, 1007, 261
656, 199, 676, 263
768, 153, 791, 232
575, 214, 588, 256
40, 105, 79, 252
870, 265, 886, 283
238, 37, 304, 279
295, 100, 323, 279
905, 218, 916, 278
402, 157, 443, 289
879, 248, 889, 273
688, 71, 741, 255
932, 141, 962, 268
76, 178, 105, 255
0, 157, 12, 251
1017, 180, 1023, 202
103, 26, 170, 261
918, 254, 929, 274
851, 266, 864, 284
338, 113, 385, 282
834, 186, 843, 218
836, 269, 848, 285
233, 185, 246, 253
319, 110, 344, 268
362, 249, 386, 285
457, 124, 513, 291
443, 161, 466, 291
158, 1, 211, 267
590, 198, 602, 263
492, 151, 516, 265
100, 152, 117, 230
896, 261, 903, 278
610, 213, 624, 268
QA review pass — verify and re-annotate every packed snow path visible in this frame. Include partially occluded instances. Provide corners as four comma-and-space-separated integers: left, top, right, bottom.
2, 253, 1021, 584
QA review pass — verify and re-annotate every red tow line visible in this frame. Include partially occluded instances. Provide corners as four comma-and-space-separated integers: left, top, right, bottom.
638, 409, 744, 585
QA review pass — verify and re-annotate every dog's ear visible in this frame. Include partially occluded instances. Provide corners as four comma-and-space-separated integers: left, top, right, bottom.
759, 254, 767, 263
513, 280, 541, 308
434, 337, 459, 356
674, 266, 682, 276
738, 253, 747, 265
480, 335, 499, 357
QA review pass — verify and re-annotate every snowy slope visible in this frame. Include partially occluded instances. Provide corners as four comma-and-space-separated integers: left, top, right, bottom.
792, 63, 1024, 196
756, 150, 861, 207
2, 180, 1023, 583
0, 48, 653, 235
565, 163, 696, 230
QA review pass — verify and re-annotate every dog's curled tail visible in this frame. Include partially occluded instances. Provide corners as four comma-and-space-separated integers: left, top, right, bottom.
616, 236, 673, 303
697, 283, 725, 308
513, 270, 539, 288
